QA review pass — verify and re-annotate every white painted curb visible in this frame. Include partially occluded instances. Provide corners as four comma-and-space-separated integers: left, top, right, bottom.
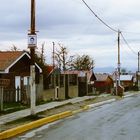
123, 94, 136, 98
88, 99, 116, 108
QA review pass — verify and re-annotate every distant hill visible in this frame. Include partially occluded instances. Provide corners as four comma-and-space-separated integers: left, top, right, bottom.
94, 67, 115, 73
94, 67, 137, 73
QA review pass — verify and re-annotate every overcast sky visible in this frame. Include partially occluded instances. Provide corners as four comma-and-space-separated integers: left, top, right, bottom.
0, 0, 140, 72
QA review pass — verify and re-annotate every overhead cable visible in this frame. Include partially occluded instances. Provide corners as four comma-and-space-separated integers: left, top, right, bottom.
81, 0, 138, 56
81, 0, 118, 33
120, 32, 137, 55
121, 30, 140, 35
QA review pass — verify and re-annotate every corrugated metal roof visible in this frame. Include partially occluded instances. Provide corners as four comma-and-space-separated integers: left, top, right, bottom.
120, 75, 133, 81
61, 70, 96, 82
95, 74, 109, 81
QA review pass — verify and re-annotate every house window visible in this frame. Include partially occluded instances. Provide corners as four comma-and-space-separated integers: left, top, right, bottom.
24, 76, 30, 86
60, 74, 64, 87
69, 74, 77, 86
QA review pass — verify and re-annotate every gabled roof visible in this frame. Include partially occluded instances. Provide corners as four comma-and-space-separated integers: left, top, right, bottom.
0, 51, 24, 71
0, 51, 42, 73
61, 70, 90, 75
95, 74, 112, 81
61, 70, 96, 82
120, 75, 133, 81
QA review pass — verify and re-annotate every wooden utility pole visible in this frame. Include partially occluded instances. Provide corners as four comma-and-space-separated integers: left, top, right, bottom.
117, 30, 121, 86
52, 42, 55, 69
115, 30, 121, 95
138, 52, 140, 72
28, 0, 37, 115
52, 42, 56, 98
0, 87, 3, 111
41, 42, 45, 64
138, 51, 140, 90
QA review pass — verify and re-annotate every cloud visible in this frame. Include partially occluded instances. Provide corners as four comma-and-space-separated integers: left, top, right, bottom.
0, 0, 140, 71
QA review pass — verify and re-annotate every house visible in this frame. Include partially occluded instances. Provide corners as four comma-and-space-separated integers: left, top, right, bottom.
120, 74, 134, 91
0, 51, 43, 103
42, 69, 96, 101
62, 70, 96, 96
42, 66, 65, 101
43, 68, 78, 100
94, 73, 114, 94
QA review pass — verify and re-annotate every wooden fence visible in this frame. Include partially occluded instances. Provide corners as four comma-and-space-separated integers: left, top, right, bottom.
3, 87, 27, 103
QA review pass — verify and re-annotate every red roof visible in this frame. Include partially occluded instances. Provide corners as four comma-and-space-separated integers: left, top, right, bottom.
46, 65, 54, 74
61, 70, 96, 82
0, 51, 24, 71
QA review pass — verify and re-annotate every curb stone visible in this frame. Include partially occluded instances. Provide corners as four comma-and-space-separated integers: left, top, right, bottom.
0, 111, 72, 140
87, 99, 116, 108
123, 93, 137, 98
0, 99, 116, 139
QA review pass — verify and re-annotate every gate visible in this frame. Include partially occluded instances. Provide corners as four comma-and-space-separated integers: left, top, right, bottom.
78, 77, 87, 97
65, 74, 69, 99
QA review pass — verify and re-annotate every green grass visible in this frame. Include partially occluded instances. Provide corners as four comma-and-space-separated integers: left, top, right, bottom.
0, 102, 28, 115
6, 114, 42, 125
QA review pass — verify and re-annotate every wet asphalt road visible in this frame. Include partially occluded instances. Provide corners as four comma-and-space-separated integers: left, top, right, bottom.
13, 94, 140, 140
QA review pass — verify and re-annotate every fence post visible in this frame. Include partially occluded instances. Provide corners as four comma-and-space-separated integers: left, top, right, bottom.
0, 87, 3, 111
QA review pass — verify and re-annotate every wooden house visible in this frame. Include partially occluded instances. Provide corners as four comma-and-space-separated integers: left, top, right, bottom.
120, 74, 134, 91
0, 51, 42, 102
94, 74, 114, 94
42, 69, 96, 101
62, 70, 96, 96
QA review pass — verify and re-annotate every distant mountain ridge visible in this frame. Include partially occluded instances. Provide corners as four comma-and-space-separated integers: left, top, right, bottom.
94, 67, 115, 73
94, 67, 137, 73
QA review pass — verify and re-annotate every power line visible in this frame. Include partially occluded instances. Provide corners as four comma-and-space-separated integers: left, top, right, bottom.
121, 30, 140, 35
121, 42, 137, 59
120, 32, 137, 55
81, 0, 138, 58
81, 0, 118, 33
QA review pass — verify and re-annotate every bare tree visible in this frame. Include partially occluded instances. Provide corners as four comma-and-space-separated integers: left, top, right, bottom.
11, 45, 20, 51
71, 54, 94, 71
54, 44, 70, 71
40, 42, 45, 64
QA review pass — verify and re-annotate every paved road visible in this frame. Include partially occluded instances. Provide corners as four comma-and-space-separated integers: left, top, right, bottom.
13, 94, 140, 140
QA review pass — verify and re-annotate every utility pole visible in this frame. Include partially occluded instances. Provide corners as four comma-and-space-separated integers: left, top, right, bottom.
28, 0, 37, 115
41, 42, 45, 64
137, 51, 140, 90
52, 42, 57, 99
52, 42, 55, 69
117, 30, 121, 86
138, 52, 140, 72
115, 30, 121, 95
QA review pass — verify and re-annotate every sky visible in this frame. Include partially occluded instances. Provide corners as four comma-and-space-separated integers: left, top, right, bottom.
0, 0, 140, 72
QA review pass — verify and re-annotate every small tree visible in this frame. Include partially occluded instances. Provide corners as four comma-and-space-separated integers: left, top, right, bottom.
54, 44, 70, 71
71, 55, 94, 71
121, 68, 127, 74
11, 45, 20, 51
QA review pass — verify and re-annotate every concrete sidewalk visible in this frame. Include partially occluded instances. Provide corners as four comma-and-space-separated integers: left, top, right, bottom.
0, 91, 139, 125
0, 95, 97, 125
